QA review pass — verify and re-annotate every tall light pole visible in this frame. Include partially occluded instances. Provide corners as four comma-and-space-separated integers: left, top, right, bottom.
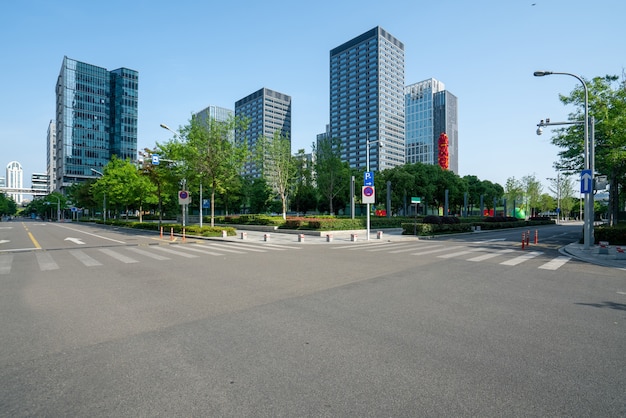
160, 123, 192, 228
90, 168, 106, 223
365, 136, 379, 241
534, 70, 594, 249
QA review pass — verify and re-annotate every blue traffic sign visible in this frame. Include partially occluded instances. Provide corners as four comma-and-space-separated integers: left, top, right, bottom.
152, 154, 160, 165
580, 169, 592, 194
364, 171, 374, 186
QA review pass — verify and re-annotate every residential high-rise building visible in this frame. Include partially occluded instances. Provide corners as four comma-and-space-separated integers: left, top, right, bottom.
235, 88, 292, 178
405, 78, 458, 173
329, 26, 405, 172
46, 120, 56, 193
6, 161, 23, 204
55, 56, 138, 193
31, 173, 49, 195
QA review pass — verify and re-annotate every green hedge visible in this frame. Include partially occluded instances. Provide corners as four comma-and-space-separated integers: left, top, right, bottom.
401, 222, 472, 235
594, 225, 626, 245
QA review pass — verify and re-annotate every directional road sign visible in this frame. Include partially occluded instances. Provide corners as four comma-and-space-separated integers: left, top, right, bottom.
364, 171, 374, 186
152, 154, 160, 165
580, 169, 593, 194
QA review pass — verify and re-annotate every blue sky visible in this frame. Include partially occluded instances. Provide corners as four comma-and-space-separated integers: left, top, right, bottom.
1, 0, 624, 192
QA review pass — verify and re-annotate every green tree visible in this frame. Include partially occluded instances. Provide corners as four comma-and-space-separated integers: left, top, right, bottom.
551, 75, 626, 225
165, 115, 249, 226
314, 137, 350, 215
522, 174, 543, 217
256, 131, 296, 220
504, 177, 524, 216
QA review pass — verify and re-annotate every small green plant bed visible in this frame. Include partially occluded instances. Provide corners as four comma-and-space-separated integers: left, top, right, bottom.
401, 215, 554, 236
594, 224, 626, 245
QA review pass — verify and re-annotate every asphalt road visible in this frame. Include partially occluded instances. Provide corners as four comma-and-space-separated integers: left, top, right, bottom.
1, 220, 624, 417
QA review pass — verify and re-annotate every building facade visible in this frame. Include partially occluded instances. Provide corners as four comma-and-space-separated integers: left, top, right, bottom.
329, 26, 405, 172
6, 161, 23, 204
235, 88, 292, 178
196, 105, 234, 124
55, 56, 138, 192
46, 120, 56, 192
405, 78, 458, 173
31, 173, 49, 195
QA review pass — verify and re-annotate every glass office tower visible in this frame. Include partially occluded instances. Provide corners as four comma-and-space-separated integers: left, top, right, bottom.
55, 56, 138, 192
235, 88, 292, 178
405, 78, 458, 173
329, 26, 405, 171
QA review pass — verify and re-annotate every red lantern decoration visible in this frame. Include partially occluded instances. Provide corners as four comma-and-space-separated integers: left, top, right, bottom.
438, 132, 449, 170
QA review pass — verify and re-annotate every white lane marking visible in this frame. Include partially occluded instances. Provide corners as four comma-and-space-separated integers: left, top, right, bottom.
36, 252, 59, 271
99, 248, 139, 263
151, 246, 198, 258
437, 248, 486, 259
215, 242, 268, 253
262, 243, 302, 250
205, 243, 256, 254
411, 245, 464, 256
388, 244, 440, 254
51, 224, 126, 243
176, 244, 223, 256
366, 242, 416, 252
500, 251, 543, 266
65, 237, 85, 245
539, 256, 572, 270
468, 249, 516, 262
0, 240, 10, 244
127, 247, 171, 260
0, 254, 13, 274
472, 238, 506, 243
69, 250, 102, 267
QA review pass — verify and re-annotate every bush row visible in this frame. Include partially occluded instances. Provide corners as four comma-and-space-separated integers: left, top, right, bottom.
594, 225, 626, 245
401, 222, 472, 235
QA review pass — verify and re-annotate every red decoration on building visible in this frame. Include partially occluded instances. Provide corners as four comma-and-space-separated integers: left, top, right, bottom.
438, 132, 449, 170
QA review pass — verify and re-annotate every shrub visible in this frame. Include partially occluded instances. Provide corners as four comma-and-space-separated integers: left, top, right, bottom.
594, 225, 626, 245
441, 216, 460, 224
423, 215, 442, 225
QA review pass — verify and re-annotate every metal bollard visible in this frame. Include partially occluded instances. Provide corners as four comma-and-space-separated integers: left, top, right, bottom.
351, 233, 358, 242
298, 234, 305, 242
222, 230, 227, 238
326, 234, 333, 242
241, 232, 247, 240
377, 230, 383, 239
264, 233, 270, 242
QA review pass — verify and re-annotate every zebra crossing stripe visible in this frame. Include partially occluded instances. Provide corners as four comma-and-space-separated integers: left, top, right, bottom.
411, 245, 464, 256
438, 248, 486, 259
127, 247, 171, 260
69, 250, 103, 266
36, 252, 59, 271
539, 256, 571, 270
366, 242, 416, 252
99, 248, 139, 263
388, 244, 439, 254
0, 254, 13, 274
500, 251, 543, 266
467, 249, 515, 262
206, 243, 255, 254
151, 246, 198, 258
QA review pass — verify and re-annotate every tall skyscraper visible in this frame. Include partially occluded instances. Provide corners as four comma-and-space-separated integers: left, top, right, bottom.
6, 161, 23, 204
55, 56, 138, 193
405, 78, 458, 173
329, 26, 405, 172
235, 88, 292, 178
46, 120, 56, 193
196, 105, 234, 124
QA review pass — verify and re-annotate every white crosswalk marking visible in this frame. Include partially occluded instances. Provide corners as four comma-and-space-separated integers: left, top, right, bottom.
202, 243, 247, 254
151, 246, 199, 258
214, 242, 268, 253
36, 252, 59, 271
438, 248, 486, 259
127, 247, 171, 260
388, 244, 436, 254
70, 250, 102, 267
500, 251, 543, 266
99, 248, 139, 263
468, 249, 515, 262
539, 256, 571, 270
262, 243, 301, 250
412, 245, 464, 256
0, 254, 13, 274
365, 243, 414, 252
178, 244, 224, 256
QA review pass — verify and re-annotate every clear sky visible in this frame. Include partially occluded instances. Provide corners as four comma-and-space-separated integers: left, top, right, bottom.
1, 0, 624, 192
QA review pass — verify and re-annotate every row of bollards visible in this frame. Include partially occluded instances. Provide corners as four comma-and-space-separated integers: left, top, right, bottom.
521, 230, 538, 249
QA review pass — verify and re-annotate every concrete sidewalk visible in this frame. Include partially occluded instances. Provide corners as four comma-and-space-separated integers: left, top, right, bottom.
561, 243, 626, 270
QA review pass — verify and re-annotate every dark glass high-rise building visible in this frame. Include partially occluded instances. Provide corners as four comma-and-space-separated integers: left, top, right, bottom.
55, 56, 138, 192
235, 88, 291, 178
329, 26, 405, 171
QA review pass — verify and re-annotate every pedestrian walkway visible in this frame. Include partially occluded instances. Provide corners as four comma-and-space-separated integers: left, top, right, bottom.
562, 243, 626, 270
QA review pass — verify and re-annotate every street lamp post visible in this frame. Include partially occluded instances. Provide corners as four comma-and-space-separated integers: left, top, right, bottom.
90, 168, 106, 223
534, 70, 594, 249
160, 124, 192, 228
